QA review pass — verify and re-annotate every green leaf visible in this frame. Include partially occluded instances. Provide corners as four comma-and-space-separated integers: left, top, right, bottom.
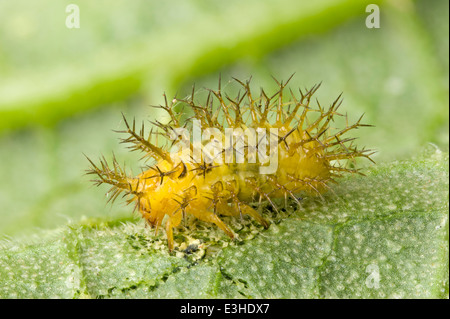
0, 0, 448, 299
0, 148, 447, 298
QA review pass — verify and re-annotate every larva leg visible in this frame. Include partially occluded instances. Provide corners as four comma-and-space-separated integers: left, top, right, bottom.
267, 176, 302, 209
214, 199, 234, 217
216, 196, 270, 229
165, 211, 182, 252
200, 209, 235, 239
139, 206, 164, 236
212, 214, 235, 239
165, 219, 175, 252
185, 196, 235, 239
240, 204, 270, 229
245, 177, 279, 214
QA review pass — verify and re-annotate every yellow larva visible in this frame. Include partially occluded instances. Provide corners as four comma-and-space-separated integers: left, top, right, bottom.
86, 76, 374, 251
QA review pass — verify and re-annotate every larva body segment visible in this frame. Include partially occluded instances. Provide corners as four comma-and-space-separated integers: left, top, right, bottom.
87, 76, 374, 251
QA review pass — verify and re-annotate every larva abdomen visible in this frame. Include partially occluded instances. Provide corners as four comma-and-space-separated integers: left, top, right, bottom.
87, 76, 374, 251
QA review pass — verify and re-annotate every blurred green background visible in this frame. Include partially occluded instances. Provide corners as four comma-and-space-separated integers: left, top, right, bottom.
0, 0, 448, 240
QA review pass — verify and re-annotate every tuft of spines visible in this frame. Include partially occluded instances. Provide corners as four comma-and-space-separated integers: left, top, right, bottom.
85, 153, 142, 206
115, 113, 173, 164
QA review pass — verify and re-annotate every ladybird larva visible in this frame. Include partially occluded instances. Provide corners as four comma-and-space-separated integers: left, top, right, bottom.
86, 76, 374, 251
